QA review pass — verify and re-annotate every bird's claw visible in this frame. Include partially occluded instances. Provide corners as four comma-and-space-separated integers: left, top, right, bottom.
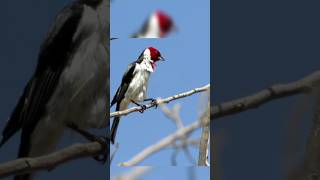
151, 99, 158, 109
139, 105, 147, 113
139, 104, 147, 113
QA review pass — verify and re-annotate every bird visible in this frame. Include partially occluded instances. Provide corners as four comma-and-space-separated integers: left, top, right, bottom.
0, 0, 109, 179
110, 47, 165, 144
131, 10, 176, 38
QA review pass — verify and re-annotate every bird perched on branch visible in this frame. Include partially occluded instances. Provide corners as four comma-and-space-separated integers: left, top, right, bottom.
110, 47, 165, 144
131, 10, 176, 38
0, 0, 109, 179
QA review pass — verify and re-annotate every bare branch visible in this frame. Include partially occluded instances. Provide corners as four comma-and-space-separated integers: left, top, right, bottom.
198, 128, 210, 166
212, 71, 320, 119
0, 142, 104, 178
198, 103, 210, 166
111, 84, 210, 118
119, 104, 211, 167
160, 103, 184, 128
160, 103, 196, 165
119, 120, 201, 166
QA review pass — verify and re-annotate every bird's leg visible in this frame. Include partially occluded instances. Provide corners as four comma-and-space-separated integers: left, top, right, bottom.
143, 98, 158, 108
67, 123, 109, 164
131, 100, 147, 113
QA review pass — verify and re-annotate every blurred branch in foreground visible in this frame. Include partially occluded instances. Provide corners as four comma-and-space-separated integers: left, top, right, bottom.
213, 70, 320, 179
0, 142, 104, 178
213, 71, 320, 119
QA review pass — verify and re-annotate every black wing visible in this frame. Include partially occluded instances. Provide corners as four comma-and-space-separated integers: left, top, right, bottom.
0, 3, 84, 158
110, 62, 136, 107
110, 52, 144, 107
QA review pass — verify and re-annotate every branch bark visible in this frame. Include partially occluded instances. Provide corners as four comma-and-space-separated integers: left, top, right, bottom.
110, 84, 210, 118
0, 142, 104, 178
198, 102, 210, 166
212, 71, 320, 119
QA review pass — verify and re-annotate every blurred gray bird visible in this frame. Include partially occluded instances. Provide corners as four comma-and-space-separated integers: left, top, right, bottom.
0, 0, 109, 179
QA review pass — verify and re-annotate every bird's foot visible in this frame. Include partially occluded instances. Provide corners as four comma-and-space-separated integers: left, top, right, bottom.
151, 99, 158, 109
144, 98, 158, 109
131, 100, 147, 113
138, 104, 147, 113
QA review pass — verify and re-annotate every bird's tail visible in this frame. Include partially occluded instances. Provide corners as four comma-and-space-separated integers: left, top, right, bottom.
110, 116, 120, 144
110, 103, 121, 144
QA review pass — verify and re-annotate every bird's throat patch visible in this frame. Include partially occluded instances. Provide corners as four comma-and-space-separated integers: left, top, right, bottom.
141, 60, 154, 72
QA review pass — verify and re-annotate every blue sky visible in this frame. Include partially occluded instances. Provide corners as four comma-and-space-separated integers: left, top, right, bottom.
110, 0, 210, 178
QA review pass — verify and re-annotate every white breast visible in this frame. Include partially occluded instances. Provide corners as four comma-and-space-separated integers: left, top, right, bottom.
125, 63, 151, 102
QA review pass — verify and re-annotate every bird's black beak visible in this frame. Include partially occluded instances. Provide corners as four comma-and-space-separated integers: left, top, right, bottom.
159, 56, 165, 61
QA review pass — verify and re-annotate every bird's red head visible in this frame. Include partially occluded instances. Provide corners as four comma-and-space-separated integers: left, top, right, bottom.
147, 46, 164, 62
155, 10, 174, 37
145, 47, 164, 70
